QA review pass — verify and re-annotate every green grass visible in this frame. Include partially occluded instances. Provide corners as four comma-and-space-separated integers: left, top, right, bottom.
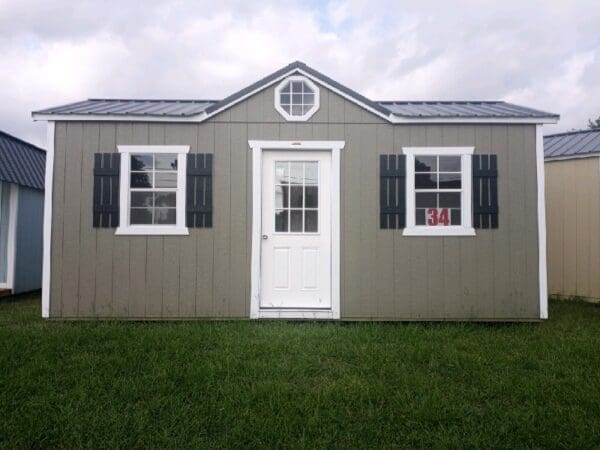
1, 295, 599, 449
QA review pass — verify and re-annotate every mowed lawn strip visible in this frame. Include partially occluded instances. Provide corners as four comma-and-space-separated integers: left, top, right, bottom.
0, 294, 599, 448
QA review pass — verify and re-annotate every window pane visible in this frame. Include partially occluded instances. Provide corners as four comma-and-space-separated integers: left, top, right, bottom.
291, 81, 303, 92
280, 93, 290, 105
155, 155, 177, 170
282, 104, 291, 114
305, 162, 318, 184
131, 192, 153, 207
451, 209, 461, 225
415, 209, 426, 225
155, 172, 177, 188
292, 93, 302, 104
302, 82, 314, 94
290, 162, 303, 184
305, 186, 318, 208
275, 209, 288, 232
291, 105, 303, 116
290, 186, 303, 208
415, 156, 436, 172
303, 93, 315, 106
131, 172, 152, 188
154, 192, 176, 207
305, 210, 318, 232
439, 173, 461, 189
281, 82, 291, 94
130, 208, 152, 224
415, 173, 437, 189
439, 192, 461, 208
439, 156, 461, 172
275, 186, 288, 208
302, 105, 312, 114
275, 162, 289, 184
131, 154, 152, 171
415, 192, 436, 208
154, 208, 176, 225
290, 210, 302, 232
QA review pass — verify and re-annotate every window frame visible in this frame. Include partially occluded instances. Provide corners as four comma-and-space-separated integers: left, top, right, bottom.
115, 145, 189, 236
402, 147, 475, 236
274, 75, 320, 122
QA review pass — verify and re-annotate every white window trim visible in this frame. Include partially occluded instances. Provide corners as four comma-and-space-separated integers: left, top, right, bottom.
403, 146, 475, 237
274, 75, 320, 122
115, 145, 189, 236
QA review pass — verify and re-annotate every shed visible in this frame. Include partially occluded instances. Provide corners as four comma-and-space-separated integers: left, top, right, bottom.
0, 130, 45, 294
32, 61, 558, 320
544, 129, 600, 301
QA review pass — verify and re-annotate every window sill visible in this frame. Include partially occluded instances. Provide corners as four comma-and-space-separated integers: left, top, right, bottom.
115, 226, 189, 236
403, 226, 476, 237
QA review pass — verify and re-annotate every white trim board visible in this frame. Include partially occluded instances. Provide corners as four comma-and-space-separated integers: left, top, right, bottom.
42, 122, 55, 317
0, 183, 18, 290
536, 125, 548, 319
248, 140, 344, 320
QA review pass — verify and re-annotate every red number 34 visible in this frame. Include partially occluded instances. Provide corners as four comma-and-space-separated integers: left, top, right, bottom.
427, 208, 450, 226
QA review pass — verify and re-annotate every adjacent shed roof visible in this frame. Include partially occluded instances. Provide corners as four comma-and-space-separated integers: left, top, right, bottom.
0, 131, 45, 190
32, 61, 559, 122
544, 129, 600, 160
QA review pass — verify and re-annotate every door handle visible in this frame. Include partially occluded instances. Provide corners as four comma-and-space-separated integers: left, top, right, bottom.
262, 235, 269, 240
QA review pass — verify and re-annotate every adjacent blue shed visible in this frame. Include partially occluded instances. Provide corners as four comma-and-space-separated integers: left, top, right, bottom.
0, 130, 45, 294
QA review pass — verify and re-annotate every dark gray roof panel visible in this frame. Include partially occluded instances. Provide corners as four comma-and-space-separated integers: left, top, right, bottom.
378, 101, 557, 118
35, 99, 217, 117
0, 131, 45, 190
544, 129, 600, 159
32, 61, 559, 120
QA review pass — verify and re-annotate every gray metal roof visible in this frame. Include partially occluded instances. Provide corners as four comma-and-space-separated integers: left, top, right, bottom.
544, 129, 600, 160
0, 131, 45, 190
33, 61, 559, 121
379, 101, 556, 118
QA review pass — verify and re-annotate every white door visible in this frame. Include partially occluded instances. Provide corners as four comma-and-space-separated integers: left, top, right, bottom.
260, 151, 331, 309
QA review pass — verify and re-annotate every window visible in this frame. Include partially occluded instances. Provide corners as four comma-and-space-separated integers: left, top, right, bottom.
403, 147, 475, 236
274, 161, 319, 233
116, 145, 189, 235
274, 76, 320, 121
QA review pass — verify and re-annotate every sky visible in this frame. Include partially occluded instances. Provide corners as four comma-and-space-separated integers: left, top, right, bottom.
1, 0, 599, 148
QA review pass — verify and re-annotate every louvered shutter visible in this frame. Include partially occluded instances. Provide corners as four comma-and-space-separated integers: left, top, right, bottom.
380, 154, 406, 229
472, 154, 498, 229
186, 153, 213, 228
93, 153, 120, 228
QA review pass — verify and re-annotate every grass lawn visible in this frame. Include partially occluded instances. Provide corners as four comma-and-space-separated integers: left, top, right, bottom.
1, 295, 599, 448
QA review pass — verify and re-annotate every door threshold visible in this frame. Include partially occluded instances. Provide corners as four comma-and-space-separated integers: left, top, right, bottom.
255, 308, 335, 320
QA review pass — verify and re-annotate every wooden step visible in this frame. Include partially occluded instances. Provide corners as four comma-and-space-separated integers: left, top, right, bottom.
0, 289, 12, 298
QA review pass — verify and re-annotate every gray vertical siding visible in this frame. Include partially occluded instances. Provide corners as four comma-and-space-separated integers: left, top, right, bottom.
50, 83, 540, 319
14, 186, 44, 294
0, 181, 9, 283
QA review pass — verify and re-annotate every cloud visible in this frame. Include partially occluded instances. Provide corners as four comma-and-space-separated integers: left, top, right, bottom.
0, 0, 599, 146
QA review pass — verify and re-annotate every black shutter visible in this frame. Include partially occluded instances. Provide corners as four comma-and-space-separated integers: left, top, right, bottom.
93, 153, 120, 228
380, 154, 406, 229
472, 154, 498, 229
186, 153, 213, 228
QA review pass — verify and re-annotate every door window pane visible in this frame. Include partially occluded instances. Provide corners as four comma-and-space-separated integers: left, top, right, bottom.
275, 210, 288, 232
305, 186, 318, 208
290, 186, 303, 208
305, 210, 318, 232
275, 186, 288, 208
290, 210, 303, 232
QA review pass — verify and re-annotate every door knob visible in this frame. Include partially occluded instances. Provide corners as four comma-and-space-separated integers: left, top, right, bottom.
262, 235, 268, 240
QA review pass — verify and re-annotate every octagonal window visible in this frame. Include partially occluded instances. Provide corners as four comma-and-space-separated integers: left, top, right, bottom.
275, 76, 320, 121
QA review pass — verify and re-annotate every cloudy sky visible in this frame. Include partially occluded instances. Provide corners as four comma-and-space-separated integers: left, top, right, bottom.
1, 0, 599, 147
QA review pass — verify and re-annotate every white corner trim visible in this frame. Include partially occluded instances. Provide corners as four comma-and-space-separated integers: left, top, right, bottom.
274, 75, 320, 122
4, 184, 19, 290
536, 124, 548, 319
117, 145, 190, 236
248, 140, 345, 320
402, 146, 475, 237
42, 121, 55, 318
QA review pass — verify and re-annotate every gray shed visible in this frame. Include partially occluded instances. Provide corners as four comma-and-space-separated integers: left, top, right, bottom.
33, 61, 558, 320
0, 130, 45, 294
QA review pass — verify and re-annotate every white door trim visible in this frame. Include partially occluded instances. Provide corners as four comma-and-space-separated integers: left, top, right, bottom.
248, 140, 344, 319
